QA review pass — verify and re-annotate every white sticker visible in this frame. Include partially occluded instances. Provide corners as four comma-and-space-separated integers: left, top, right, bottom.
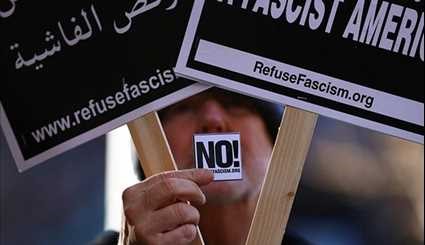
193, 133, 242, 181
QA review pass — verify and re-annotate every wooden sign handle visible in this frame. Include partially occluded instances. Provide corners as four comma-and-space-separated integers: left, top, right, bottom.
118, 111, 204, 245
245, 106, 318, 245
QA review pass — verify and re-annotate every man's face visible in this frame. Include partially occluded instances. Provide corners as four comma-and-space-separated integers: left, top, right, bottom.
160, 89, 273, 204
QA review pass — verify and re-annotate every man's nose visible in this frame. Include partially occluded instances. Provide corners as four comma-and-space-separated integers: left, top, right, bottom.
200, 99, 228, 133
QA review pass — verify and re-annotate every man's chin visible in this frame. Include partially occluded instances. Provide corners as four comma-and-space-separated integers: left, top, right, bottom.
201, 180, 246, 205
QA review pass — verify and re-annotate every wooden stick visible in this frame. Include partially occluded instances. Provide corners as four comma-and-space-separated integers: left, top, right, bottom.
245, 106, 318, 245
127, 112, 177, 176
118, 111, 204, 245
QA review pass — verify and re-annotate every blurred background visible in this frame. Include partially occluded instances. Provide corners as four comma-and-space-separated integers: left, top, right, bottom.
0, 130, 106, 245
288, 116, 424, 245
1, 113, 423, 245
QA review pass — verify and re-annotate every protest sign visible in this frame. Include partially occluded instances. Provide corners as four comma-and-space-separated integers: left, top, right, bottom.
0, 0, 209, 172
176, 0, 424, 144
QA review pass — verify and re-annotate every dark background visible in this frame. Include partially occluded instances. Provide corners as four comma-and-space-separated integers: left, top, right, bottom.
0, 129, 106, 245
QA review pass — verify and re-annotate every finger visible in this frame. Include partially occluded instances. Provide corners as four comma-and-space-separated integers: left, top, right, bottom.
145, 169, 214, 189
147, 202, 200, 234
124, 178, 205, 225
122, 169, 213, 204
158, 224, 198, 245
146, 178, 207, 210
122, 182, 147, 205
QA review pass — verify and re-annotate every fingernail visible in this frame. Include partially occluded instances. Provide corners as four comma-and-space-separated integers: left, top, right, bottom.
201, 192, 207, 204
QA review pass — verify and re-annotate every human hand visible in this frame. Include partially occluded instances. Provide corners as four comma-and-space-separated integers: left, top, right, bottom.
122, 169, 214, 245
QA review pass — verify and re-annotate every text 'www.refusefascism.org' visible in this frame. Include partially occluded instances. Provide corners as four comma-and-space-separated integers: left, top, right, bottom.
30, 69, 175, 143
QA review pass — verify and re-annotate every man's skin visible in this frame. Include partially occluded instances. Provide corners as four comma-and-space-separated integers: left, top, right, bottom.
123, 89, 273, 245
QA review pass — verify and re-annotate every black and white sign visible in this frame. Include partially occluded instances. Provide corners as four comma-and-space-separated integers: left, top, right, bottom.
194, 133, 242, 181
0, 0, 209, 171
176, 0, 424, 144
